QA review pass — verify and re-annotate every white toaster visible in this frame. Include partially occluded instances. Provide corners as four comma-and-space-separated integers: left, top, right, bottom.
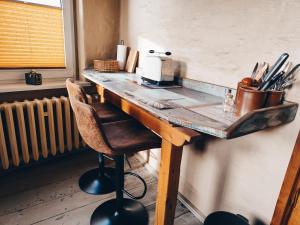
142, 50, 174, 84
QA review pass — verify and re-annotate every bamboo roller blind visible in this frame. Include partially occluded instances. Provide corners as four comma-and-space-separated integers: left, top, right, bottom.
0, 0, 66, 69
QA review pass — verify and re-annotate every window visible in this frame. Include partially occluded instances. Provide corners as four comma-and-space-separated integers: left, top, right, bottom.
0, 0, 75, 81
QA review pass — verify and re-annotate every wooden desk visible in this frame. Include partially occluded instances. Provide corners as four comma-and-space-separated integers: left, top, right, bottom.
83, 70, 298, 225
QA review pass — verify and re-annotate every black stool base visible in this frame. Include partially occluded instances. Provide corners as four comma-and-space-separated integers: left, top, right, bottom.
79, 167, 115, 195
90, 198, 148, 225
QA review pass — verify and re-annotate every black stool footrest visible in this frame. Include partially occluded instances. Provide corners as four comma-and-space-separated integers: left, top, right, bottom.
123, 171, 147, 200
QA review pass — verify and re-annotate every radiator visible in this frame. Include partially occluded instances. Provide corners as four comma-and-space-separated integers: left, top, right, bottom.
0, 96, 84, 170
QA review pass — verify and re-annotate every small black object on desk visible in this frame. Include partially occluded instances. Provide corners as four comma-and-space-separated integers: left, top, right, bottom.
25, 70, 42, 85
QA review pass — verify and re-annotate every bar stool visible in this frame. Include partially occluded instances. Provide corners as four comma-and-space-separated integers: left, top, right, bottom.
66, 78, 129, 195
70, 96, 161, 225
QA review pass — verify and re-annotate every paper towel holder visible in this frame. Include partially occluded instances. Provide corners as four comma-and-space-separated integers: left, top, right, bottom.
117, 40, 128, 71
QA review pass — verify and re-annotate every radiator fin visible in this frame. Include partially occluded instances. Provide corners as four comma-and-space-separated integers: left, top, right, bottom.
62, 97, 72, 151
46, 98, 57, 156
4, 104, 20, 166
26, 100, 39, 161
36, 99, 48, 158
0, 96, 84, 170
15, 103, 30, 163
0, 112, 9, 169
53, 97, 65, 153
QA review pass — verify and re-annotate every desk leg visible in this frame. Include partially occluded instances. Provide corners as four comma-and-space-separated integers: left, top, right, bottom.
96, 85, 105, 103
154, 139, 183, 225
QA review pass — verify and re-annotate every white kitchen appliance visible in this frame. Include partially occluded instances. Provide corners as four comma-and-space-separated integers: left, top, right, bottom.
142, 50, 174, 85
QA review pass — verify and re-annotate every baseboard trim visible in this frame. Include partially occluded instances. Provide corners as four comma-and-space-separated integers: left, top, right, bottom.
177, 193, 205, 223
135, 152, 206, 223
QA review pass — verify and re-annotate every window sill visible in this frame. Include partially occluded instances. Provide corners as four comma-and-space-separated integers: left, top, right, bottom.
0, 79, 90, 93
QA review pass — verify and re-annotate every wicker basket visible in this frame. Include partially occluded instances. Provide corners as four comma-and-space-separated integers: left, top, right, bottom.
93, 60, 119, 72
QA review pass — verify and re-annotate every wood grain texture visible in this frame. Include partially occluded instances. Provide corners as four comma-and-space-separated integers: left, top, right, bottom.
83, 70, 298, 139
155, 139, 183, 225
101, 88, 200, 147
0, 152, 201, 225
288, 180, 300, 225
125, 49, 139, 73
227, 102, 298, 139
271, 131, 300, 225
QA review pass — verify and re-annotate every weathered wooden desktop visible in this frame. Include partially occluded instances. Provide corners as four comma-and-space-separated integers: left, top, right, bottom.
83, 69, 298, 225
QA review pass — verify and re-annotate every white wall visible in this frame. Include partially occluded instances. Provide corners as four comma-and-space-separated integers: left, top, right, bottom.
120, 0, 300, 223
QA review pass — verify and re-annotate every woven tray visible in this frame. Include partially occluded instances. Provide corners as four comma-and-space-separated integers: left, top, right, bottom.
93, 60, 119, 72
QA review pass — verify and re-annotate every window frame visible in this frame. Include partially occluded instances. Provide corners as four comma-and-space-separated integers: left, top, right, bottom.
0, 0, 76, 82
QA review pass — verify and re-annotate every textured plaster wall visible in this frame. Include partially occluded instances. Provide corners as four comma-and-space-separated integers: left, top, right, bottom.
76, 0, 120, 76
120, 0, 300, 223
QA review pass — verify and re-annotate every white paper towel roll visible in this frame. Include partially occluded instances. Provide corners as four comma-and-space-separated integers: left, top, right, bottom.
117, 44, 127, 70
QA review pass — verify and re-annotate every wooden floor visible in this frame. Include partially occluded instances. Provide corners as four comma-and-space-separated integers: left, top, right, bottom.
0, 151, 202, 225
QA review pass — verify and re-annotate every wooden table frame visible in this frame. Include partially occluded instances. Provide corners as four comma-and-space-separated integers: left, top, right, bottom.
271, 131, 300, 225
97, 85, 201, 225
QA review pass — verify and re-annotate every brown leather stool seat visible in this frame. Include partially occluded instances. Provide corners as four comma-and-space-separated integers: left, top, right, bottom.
66, 78, 130, 195
70, 96, 161, 225
93, 103, 128, 123
102, 120, 161, 154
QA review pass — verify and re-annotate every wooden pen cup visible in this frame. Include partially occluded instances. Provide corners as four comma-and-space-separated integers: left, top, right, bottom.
235, 84, 268, 115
